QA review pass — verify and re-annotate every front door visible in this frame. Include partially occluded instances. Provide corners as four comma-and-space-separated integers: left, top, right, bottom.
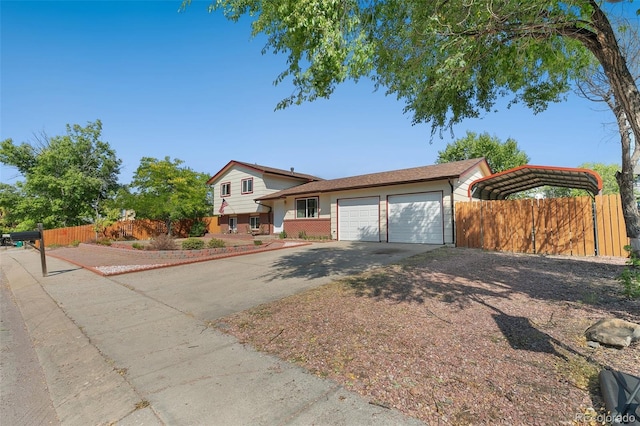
228, 217, 237, 233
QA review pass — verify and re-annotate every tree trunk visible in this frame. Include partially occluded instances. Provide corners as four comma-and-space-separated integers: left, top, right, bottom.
165, 219, 173, 236
572, 2, 640, 252
614, 105, 640, 254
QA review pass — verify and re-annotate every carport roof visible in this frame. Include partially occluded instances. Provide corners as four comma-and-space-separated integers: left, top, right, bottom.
468, 165, 603, 200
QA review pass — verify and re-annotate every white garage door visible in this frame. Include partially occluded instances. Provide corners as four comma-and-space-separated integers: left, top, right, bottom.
388, 193, 443, 244
338, 197, 380, 241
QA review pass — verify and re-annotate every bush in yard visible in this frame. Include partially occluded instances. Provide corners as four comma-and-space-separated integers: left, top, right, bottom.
96, 238, 112, 246
131, 242, 145, 250
189, 220, 208, 237
253, 240, 263, 246
619, 246, 640, 298
182, 238, 205, 250
148, 234, 178, 251
207, 238, 225, 248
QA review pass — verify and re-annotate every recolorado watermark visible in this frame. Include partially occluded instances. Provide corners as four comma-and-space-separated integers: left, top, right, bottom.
575, 411, 636, 424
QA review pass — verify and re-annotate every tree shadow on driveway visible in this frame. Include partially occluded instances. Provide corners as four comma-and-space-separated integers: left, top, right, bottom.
262, 242, 438, 282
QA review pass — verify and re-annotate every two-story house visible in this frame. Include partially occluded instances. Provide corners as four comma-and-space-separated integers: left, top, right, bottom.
208, 158, 492, 243
206, 160, 322, 234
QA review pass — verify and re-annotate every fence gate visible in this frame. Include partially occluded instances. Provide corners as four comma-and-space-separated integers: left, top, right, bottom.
455, 194, 627, 257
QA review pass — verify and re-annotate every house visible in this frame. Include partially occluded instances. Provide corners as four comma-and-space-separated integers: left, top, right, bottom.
208, 158, 491, 243
206, 160, 322, 234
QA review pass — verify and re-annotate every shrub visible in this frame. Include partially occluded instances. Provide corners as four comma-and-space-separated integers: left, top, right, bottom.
70, 240, 81, 247
207, 238, 225, 248
96, 238, 112, 246
298, 230, 307, 239
131, 242, 145, 250
148, 234, 178, 251
253, 240, 263, 246
189, 220, 208, 237
619, 246, 640, 298
182, 238, 205, 250
279, 230, 287, 239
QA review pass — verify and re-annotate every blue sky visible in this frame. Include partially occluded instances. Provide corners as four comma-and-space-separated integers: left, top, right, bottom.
1, 1, 637, 185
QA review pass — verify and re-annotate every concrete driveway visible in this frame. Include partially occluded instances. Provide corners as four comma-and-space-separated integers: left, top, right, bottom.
3, 241, 437, 425
109, 241, 438, 320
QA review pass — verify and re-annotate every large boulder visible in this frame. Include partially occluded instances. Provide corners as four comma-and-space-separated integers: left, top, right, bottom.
585, 318, 640, 348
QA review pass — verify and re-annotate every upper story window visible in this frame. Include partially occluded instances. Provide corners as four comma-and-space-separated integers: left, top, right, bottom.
241, 178, 253, 194
221, 182, 231, 197
296, 197, 318, 218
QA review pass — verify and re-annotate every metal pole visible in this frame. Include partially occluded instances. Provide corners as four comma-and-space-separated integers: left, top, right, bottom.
38, 223, 47, 277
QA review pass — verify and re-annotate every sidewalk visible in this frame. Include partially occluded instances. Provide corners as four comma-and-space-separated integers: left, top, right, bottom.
2, 247, 426, 425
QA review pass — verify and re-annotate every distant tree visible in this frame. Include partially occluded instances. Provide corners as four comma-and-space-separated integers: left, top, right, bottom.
538, 162, 620, 198
579, 162, 620, 195
436, 131, 530, 173
119, 157, 212, 236
0, 120, 121, 229
0, 183, 22, 231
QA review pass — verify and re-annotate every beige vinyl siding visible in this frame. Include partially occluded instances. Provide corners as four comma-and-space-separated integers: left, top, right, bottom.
454, 168, 487, 201
283, 195, 331, 220
213, 165, 314, 215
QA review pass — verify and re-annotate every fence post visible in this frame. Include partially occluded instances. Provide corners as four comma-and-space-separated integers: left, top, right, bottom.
592, 198, 599, 256
38, 223, 47, 277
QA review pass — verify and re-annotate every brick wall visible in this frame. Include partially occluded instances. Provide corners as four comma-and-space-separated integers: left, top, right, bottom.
219, 213, 271, 235
284, 219, 331, 238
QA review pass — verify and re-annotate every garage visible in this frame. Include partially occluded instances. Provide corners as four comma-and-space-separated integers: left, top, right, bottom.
388, 193, 443, 244
337, 197, 380, 241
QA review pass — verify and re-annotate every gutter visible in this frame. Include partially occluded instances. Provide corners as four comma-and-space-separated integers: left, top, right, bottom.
254, 200, 273, 232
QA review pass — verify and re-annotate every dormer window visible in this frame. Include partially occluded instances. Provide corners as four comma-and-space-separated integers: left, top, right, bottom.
242, 178, 253, 194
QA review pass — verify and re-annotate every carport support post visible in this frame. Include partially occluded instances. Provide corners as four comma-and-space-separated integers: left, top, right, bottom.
38, 223, 47, 277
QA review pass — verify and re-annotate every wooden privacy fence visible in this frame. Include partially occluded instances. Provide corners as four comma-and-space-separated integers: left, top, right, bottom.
42, 217, 221, 247
455, 194, 628, 258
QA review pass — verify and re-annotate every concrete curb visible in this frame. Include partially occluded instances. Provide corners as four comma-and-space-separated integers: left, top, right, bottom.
46, 241, 312, 276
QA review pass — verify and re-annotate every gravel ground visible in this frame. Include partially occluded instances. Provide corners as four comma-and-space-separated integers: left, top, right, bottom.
213, 247, 640, 425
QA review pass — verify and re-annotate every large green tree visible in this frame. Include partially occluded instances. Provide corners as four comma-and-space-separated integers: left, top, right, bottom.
0, 120, 121, 229
540, 162, 620, 197
189, 0, 640, 250
436, 131, 530, 173
119, 156, 212, 235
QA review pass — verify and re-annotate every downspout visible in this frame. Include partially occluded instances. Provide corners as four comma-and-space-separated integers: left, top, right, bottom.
449, 179, 455, 246
254, 200, 273, 234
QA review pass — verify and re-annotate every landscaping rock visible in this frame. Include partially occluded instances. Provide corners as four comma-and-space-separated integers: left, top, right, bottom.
585, 318, 640, 348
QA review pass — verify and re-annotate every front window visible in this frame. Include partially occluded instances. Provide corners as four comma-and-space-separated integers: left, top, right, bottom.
296, 197, 318, 218
250, 216, 260, 230
221, 182, 231, 197
242, 178, 253, 194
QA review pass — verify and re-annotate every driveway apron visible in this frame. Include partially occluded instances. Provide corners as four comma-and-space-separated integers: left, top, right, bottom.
3, 242, 435, 425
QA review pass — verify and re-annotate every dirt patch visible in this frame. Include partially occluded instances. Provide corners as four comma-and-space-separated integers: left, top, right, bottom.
213, 247, 640, 425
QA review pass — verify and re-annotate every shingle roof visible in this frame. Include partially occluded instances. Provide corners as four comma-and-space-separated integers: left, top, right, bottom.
256, 158, 489, 200
206, 160, 323, 185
